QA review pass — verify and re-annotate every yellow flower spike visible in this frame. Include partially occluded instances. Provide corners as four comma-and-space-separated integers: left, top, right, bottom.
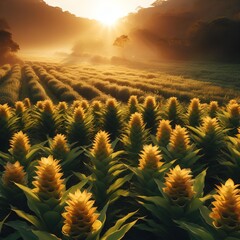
188, 98, 202, 126
202, 117, 221, 135
51, 134, 70, 159
163, 165, 195, 207
228, 99, 237, 105
144, 96, 156, 109
71, 100, 81, 110
166, 97, 179, 114
57, 101, 68, 111
2, 161, 27, 187
91, 131, 113, 160
91, 100, 102, 112
80, 100, 89, 110
138, 144, 163, 170
156, 119, 172, 146
129, 112, 144, 128
36, 101, 44, 110
10, 131, 31, 162
189, 98, 201, 112
128, 95, 138, 107
15, 101, 26, 115
228, 103, 240, 119
43, 100, 55, 115
128, 95, 139, 114
33, 156, 65, 202
209, 101, 219, 118
62, 189, 101, 240
169, 125, 190, 155
0, 104, 11, 121
73, 106, 85, 123
23, 98, 31, 108
210, 179, 240, 231
106, 98, 118, 109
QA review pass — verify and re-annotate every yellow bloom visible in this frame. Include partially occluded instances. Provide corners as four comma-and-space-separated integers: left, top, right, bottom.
144, 96, 156, 109
91, 101, 102, 112
91, 131, 113, 160
2, 161, 27, 187
210, 179, 240, 231
36, 101, 44, 109
138, 144, 163, 170
156, 120, 172, 146
106, 98, 118, 109
73, 106, 85, 123
15, 101, 26, 114
202, 117, 221, 135
43, 100, 55, 115
51, 134, 70, 159
128, 95, 138, 107
228, 103, 240, 119
129, 112, 144, 128
23, 98, 31, 108
169, 125, 190, 155
57, 101, 68, 111
163, 165, 195, 207
0, 104, 11, 121
80, 100, 89, 110
71, 100, 81, 110
33, 156, 64, 202
209, 101, 218, 117
10, 131, 31, 161
62, 189, 101, 240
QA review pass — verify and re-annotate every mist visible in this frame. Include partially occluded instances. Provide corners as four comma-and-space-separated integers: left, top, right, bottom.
1, 0, 240, 63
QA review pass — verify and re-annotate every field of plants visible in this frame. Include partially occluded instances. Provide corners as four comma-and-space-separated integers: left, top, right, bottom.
0, 62, 240, 240
0, 62, 240, 105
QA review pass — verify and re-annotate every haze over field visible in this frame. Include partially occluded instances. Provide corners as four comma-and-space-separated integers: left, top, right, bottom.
1, 0, 240, 63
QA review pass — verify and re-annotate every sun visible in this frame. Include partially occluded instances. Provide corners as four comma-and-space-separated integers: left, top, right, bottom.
97, 12, 120, 27
94, 3, 123, 27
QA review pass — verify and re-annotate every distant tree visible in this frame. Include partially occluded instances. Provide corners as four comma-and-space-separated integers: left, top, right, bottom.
113, 35, 130, 48
0, 18, 20, 64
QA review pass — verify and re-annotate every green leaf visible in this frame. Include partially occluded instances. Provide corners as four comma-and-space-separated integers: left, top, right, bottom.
6, 221, 38, 240
103, 210, 137, 238
187, 198, 203, 214
32, 230, 60, 240
175, 221, 214, 240
194, 169, 207, 198
104, 219, 138, 240
0, 212, 10, 232
43, 211, 62, 231
139, 195, 169, 209
15, 183, 39, 202
107, 173, 133, 195
12, 208, 43, 229
154, 178, 165, 195
14, 183, 42, 217
200, 206, 214, 227
2, 232, 21, 240
98, 202, 108, 224
109, 189, 130, 203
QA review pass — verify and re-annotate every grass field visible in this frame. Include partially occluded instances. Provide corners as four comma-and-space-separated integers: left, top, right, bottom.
0, 61, 240, 240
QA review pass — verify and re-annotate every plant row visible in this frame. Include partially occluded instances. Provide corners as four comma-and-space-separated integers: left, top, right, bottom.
0, 95, 239, 239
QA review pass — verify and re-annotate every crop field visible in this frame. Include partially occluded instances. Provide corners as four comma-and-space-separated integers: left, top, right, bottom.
0, 62, 240, 240
0, 62, 240, 105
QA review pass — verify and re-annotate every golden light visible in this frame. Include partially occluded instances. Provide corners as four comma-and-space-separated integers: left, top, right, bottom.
94, 3, 123, 27
96, 12, 120, 26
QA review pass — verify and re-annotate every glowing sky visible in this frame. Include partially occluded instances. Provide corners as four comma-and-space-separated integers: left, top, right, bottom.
44, 0, 153, 24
